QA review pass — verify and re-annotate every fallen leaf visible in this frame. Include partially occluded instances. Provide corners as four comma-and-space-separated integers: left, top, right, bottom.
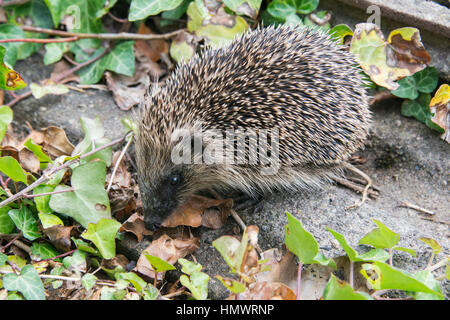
162, 195, 232, 229
42, 126, 75, 157
231, 281, 296, 300
429, 84, 450, 143
135, 23, 169, 62
18, 148, 40, 173
43, 225, 74, 252
135, 234, 199, 279
120, 213, 153, 242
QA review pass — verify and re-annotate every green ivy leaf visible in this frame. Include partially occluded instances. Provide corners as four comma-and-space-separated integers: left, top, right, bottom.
180, 271, 209, 300
8, 205, 41, 241
81, 273, 98, 291
0, 205, 15, 234
30, 242, 60, 261
223, 0, 262, 19
33, 184, 55, 215
392, 246, 417, 257
178, 258, 202, 274
3, 265, 46, 300
128, 0, 183, 21
81, 218, 121, 259
144, 254, 176, 273
358, 219, 400, 249
49, 161, 111, 228
0, 105, 13, 143
24, 138, 52, 164
62, 249, 86, 273
329, 24, 353, 44
0, 252, 7, 267
401, 93, 444, 133
0, 156, 28, 184
267, 0, 296, 21
216, 275, 246, 294
410, 270, 444, 300
323, 274, 373, 300
391, 67, 439, 99
116, 272, 147, 293
360, 262, 443, 297
284, 211, 319, 264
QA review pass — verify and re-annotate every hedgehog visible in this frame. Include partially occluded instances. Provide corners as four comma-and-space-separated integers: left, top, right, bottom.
135, 25, 371, 230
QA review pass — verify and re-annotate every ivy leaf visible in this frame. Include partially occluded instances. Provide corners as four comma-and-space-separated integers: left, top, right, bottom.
71, 117, 112, 166
0, 24, 35, 67
180, 270, 209, 300
81, 218, 121, 259
144, 254, 176, 273
81, 273, 98, 291
401, 93, 444, 133
30, 242, 60, 261
0, 156, 28, 184
0, 105, 13, 143
116, 272, 147, 293
360, 262, 443, 297
284, 211, 319, 264
62, 250, 86, 273
0, 45, 27, 90
410, 270, 444, 300
8, 205, 41, 241
323, 274, 373, 300
128, 0, 183, 21
30, 81, 70, 99
24, 138, 52, 164
266, 0, 296, 21
391, 67, 439, 99
0, 205, 15, 234
358, 219, 399, 249
77, 41, 135, 85
49, 161, 111, 228
187, 0, 248, 47
329, 24, 353, 45
223, 0, 262, 19
3, 265, 46, 300
216, 275, 246, 294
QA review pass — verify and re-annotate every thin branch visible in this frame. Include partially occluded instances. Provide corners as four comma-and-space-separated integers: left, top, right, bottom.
106, 135, 134, 192
349, 261, 354, 288
40, 249, 77, 262
21, 25, 186, 40
0, 37, 78, 44
0, 233, 21, 253
0, 135, 127, 208
399, 201, 435, 216
23, 187, 75, 199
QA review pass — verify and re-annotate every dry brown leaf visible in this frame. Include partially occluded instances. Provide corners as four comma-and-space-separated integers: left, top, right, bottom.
50, 60, 80, 83
0, 146, 19, 160
255, 249, 297, 287
134, 234, 200, 279
101, 254, 130, 271
42, 126, 75, 157
120, 213, 153, 242
136, 23, 169, 62
43, 225, 74, 252
18, 148, 40, 173
0, 90, 4, 105
232, 281, 297, 300
162, 195, 233, 229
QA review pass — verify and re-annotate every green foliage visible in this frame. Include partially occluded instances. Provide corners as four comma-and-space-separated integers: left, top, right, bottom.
0, 106, 13, 143
81, 218, 121, 259
128, 0, 183, 21
49, 161, 111, 228
144, 254, 176, 273
323, 275, 373, 300
178, 258, 209, 300
0, 205, 15, 234
3, 265, 45, 300
30, 242, 60, 261
391, 67, 439, 100
266, 0, 318, 25
8, 205, 41, 241
401, 93, 444, 133
0, 156, 28, 184
285, 211, 335, 268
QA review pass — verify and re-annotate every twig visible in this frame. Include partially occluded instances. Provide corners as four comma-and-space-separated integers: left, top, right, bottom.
23, 187, 75, 199
428, 258, 448, 272
21, 25, 186, 41
0, 135, 127, 208
388, 248, 393, 266
40, 249, 77, 262
349, 260, 354, 288
107, 12, 128, 24
106, 134, 134, 192
343, 163, 374, 209
296, 261, 302, 300
399, 201, 435, 216
0, 233, 21, 252
0, 37, 78, 44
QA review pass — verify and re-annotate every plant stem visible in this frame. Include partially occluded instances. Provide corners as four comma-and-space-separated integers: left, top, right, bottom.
21, 25, 185, 40
0, 233, 21, 253
0, 37, 78, 44
349, 260, 354, 288
106, 134, 134, 192
23, 187, 75, 199
41, 249, 77, 262
296, 261, 302, 300
389, 248, 393, 266
0, 135, 127, 208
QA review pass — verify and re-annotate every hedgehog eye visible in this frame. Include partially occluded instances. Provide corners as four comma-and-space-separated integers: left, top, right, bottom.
170, 174, 181, 185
